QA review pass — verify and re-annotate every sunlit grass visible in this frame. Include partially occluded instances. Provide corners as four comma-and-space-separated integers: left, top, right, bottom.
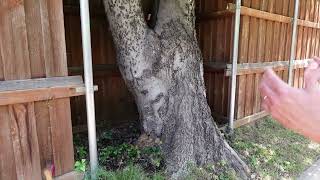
229, 117, 320, 179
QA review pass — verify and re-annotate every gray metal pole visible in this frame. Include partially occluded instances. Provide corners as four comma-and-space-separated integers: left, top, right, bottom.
228, 0, 241, 132
79, 0, 98, 173
288, 0, 300, 86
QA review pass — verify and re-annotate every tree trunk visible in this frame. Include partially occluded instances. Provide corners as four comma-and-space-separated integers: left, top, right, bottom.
103, 0, 250, 179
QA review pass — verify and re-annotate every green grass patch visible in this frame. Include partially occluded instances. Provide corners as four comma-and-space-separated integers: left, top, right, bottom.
229, 117, 320, 179
74, 118, 320, 179
84, 164, 165, 180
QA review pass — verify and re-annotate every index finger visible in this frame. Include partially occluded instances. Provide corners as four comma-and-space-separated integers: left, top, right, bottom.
262, 68, 288, 95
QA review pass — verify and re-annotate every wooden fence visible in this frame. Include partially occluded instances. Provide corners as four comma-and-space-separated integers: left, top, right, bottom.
0, 0, 77, 179
197, 0, 320, 127
63, 0, 139, 130
0, 0, 318, 178
64, 0, 319, 129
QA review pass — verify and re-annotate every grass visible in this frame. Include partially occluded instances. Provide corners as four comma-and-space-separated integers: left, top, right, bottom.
84, 164, 165, 180
229, 117, 320, 179
83, 163, 237, 180
74, 117, 320, 179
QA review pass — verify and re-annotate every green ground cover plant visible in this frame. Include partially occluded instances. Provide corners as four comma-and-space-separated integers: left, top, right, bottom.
74, 117, 320, 179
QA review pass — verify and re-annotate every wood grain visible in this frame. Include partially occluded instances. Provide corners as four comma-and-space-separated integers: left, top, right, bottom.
236, 0, 251, 119
0, 1, 42, 179
0, 0, 76, 178
46, 0, 74, 175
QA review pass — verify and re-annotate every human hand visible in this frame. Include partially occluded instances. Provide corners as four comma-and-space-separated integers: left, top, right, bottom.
260, 59, 320, 142
304, 57, 320, 91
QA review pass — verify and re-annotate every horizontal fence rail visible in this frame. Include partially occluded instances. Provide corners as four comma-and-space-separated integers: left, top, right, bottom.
0, 76, 98, 106
199, 3, 320, 30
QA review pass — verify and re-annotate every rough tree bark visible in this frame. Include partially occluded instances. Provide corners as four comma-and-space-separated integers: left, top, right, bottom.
103, 0, 250, 179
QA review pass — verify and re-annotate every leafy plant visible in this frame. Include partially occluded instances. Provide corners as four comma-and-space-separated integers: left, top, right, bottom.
99, 143, 142, 169
142, 146, 163, 168
100, 131, 113, 141
75, 159, 87, 172
76, 146, 88, 160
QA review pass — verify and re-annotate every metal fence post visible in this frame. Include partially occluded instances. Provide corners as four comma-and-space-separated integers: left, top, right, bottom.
79, 0, 98, 174
288, 0, 300, 86
228, 0, 242, 132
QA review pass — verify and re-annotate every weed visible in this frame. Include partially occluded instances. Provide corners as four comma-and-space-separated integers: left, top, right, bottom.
75, 159, 87, 173
99, 143, 141, 168
76, 146, 88, 160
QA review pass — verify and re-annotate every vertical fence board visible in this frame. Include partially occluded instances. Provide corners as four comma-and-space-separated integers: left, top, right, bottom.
0, 18, 17, 178
237, 0, 251, 119
245, 0, 258, 117
0, 1, 42, 179
0, 0, 74, 179
24, 0, 55, 173
46, 0, 74, 175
